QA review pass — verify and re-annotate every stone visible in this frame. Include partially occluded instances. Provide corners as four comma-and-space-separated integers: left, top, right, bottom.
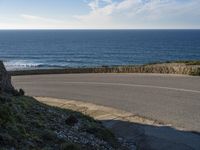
0, 61, 15, 94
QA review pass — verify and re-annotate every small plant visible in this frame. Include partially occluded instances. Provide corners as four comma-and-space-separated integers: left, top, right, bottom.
19, 89, 25, 96
12, 90, 20, 96
12, 89, 25, 96
60, 142, 80, 150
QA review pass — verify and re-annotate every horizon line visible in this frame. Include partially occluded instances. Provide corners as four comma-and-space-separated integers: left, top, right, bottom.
0, 28, 200, 30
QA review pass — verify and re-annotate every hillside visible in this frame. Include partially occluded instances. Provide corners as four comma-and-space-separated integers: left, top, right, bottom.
0, 61, 121, 150
0, 95, 121, 150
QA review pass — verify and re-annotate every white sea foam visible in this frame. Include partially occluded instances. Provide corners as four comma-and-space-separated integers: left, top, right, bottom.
3, 60, 74, 71
4, 60, 43, 71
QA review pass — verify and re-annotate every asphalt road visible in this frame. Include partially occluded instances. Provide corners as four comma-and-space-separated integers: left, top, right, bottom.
12, 73, 200, 132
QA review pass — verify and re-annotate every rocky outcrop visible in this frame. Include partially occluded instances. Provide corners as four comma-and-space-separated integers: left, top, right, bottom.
0, 61, 15, 94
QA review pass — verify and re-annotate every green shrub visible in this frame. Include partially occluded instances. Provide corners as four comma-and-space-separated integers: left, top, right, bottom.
0, 96, 11, 103
19, 89, 25, 96
12, 89, 25, 96
0, 105, 13, 125
60, 142, 80, 150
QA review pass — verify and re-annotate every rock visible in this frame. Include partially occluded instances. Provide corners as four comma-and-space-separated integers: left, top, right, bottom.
65, 115, 78, 126
0, 61, 15, 94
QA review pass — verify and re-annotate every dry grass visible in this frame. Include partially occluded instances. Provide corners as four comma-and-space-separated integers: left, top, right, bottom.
9, 61, 200, 76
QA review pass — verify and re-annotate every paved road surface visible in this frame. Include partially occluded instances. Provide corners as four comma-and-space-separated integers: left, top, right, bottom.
12, 73, 200, 131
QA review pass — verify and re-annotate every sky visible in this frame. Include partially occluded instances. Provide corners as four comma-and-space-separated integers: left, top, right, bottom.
0, 0, 199, 29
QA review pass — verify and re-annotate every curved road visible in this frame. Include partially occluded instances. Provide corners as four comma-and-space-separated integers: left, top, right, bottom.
12, 73, 200, 132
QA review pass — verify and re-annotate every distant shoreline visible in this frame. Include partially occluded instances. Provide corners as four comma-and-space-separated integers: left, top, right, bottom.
9, 61, 200, 76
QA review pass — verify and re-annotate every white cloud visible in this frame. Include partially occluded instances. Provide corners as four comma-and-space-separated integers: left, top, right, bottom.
75, 0, 200, 29
0, 14, 66, 29
88, 0, 112, 10
0, 0, 199, 29
21, 14, 63, 23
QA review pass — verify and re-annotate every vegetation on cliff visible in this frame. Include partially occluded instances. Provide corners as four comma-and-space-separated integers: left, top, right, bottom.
10, 61, 200, 76
0, 95, 120, 150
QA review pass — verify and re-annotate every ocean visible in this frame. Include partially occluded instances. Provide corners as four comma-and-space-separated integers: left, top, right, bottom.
0, 30, 200, 70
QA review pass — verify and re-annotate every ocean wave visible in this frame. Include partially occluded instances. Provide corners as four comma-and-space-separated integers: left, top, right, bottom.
4, 60, 45, 70
3, 60, 79, 71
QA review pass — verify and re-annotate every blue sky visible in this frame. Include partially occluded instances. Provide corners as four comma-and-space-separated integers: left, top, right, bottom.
0, 0, 199, 29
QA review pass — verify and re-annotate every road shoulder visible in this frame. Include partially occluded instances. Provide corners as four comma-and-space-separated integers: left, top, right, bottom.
36, 97, 200, 150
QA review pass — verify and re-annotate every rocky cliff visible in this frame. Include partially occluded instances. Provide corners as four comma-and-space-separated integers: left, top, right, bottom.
0, 61, 14, 94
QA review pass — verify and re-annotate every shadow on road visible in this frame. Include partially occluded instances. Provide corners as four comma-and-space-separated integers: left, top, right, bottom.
102, 119, 200, 150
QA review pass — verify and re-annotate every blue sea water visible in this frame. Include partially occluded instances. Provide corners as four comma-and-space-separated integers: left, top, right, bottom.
0, 30, 200, 70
